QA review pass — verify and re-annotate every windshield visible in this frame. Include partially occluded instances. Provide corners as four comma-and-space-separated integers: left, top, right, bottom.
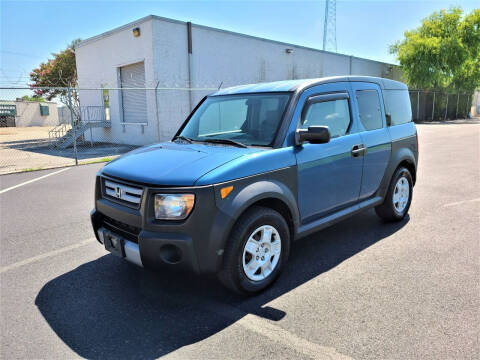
178, 93, 291, 146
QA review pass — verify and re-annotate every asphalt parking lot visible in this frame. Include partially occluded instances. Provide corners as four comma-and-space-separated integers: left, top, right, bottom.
1, 121, 479, 360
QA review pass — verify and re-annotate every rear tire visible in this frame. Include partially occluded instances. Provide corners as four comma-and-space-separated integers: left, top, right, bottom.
218, 206, 290, 295
375, 167, 413, 222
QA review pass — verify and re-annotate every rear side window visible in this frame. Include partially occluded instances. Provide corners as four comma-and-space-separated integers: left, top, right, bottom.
356, 90, 383, 130
383, 90, 412, 126
301, 99, 350, 138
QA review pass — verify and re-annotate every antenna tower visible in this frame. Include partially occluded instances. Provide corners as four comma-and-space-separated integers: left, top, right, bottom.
322, 0, 337, 52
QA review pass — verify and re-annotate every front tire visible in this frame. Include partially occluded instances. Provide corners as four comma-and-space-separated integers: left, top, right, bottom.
375, 167, 413, 221
218, 206, 290, 295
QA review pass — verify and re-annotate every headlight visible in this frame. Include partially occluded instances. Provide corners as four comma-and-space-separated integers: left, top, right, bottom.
154, 194, 195, 220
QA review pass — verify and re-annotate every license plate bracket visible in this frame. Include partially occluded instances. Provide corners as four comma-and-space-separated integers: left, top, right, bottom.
103, 229, 125, 258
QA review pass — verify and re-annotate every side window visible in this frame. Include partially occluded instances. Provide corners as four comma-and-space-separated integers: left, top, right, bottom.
301, 99, 350, 138
383, 90, 412, 126
356, 90, 383, 130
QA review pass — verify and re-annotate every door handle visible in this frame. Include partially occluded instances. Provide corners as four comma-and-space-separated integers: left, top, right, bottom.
351, 144, 366, 157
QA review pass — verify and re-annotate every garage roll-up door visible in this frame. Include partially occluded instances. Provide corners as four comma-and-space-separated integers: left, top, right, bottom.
120, 62, 147, 124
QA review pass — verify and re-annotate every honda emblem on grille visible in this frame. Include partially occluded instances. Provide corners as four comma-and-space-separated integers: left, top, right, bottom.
115, 186, 122, 198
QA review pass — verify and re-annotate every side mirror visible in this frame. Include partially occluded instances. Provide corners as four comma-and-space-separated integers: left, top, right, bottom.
386, 113, 392, 126
296, 125, 330, 145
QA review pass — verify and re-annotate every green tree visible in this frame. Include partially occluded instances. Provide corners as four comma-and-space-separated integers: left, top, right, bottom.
390, 7, 480, 93
20, 95, 45, 102
29, 39, 81, 119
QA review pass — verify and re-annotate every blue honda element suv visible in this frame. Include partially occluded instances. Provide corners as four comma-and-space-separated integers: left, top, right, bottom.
91, 76, 418, 294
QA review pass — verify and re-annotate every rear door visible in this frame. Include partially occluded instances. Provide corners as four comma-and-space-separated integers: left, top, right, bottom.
294, 83, 364, 223
351, 82, 392, 199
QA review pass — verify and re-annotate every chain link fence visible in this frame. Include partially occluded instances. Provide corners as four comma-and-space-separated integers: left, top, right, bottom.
408, 90, 474, 122
0, 86, 476, 175
0, 86, 215, 174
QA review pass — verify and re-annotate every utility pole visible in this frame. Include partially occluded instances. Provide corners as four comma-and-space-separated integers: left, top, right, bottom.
323, 0, 337, 52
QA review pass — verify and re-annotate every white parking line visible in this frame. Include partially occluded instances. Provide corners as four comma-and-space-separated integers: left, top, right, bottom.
0, 238, 95, 274
443, 198, 480, 207
0, 167, 71, 195
200, 302, 353, 360
236, 314, 353, 360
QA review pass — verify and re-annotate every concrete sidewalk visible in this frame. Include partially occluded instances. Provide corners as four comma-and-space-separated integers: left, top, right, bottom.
0, 126, 136, 174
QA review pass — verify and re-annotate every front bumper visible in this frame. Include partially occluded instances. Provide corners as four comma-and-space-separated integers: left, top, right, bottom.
90, 176, 232, 274
96, 226, 143, 267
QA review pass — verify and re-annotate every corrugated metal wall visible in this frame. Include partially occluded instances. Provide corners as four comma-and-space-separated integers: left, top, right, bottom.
120, 62, 148, 124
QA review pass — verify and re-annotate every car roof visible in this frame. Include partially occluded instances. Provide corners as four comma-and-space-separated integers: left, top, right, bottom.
212, 76, 407, 96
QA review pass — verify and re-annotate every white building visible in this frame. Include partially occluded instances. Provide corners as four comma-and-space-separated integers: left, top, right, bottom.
0, 100, 60, 127
75, 15, 402, 145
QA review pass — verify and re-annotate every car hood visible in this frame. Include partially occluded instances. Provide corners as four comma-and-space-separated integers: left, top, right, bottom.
101, 142, 261, 186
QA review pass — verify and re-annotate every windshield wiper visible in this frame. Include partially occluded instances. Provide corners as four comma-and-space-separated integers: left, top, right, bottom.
173, 135, 193, 143
201, 138, 248, 148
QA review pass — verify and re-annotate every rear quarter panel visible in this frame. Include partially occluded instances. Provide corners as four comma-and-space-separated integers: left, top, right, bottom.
376, 122, 418, 198
388, 122, 418, 166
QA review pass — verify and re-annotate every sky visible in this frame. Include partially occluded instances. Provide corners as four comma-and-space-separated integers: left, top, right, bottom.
1, 0, 478, 88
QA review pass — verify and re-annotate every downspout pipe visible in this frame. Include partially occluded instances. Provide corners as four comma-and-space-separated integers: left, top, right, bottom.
154, 80, 160, 141
187, 22, 193, 112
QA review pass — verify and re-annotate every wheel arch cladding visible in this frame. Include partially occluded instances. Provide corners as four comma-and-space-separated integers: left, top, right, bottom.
243, 197, 296, 242
377, 146, 417, 199
398, 159, 416, 185
220, 179, 299, 239
208, 177, 299, 273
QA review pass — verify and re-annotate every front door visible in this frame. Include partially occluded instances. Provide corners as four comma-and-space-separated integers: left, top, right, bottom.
295, 89, 364, 224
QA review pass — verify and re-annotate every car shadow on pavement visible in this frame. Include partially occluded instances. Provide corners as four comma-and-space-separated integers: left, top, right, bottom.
35, 209, 409, 359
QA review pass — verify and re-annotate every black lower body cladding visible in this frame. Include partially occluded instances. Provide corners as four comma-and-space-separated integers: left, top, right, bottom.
139, 230, 199, 272
91, 180, 227, 274
91, 167, 298, 276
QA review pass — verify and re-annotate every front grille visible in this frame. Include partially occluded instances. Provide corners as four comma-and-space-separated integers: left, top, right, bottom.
102, 215, 140, 243
102, 178, 143, 208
